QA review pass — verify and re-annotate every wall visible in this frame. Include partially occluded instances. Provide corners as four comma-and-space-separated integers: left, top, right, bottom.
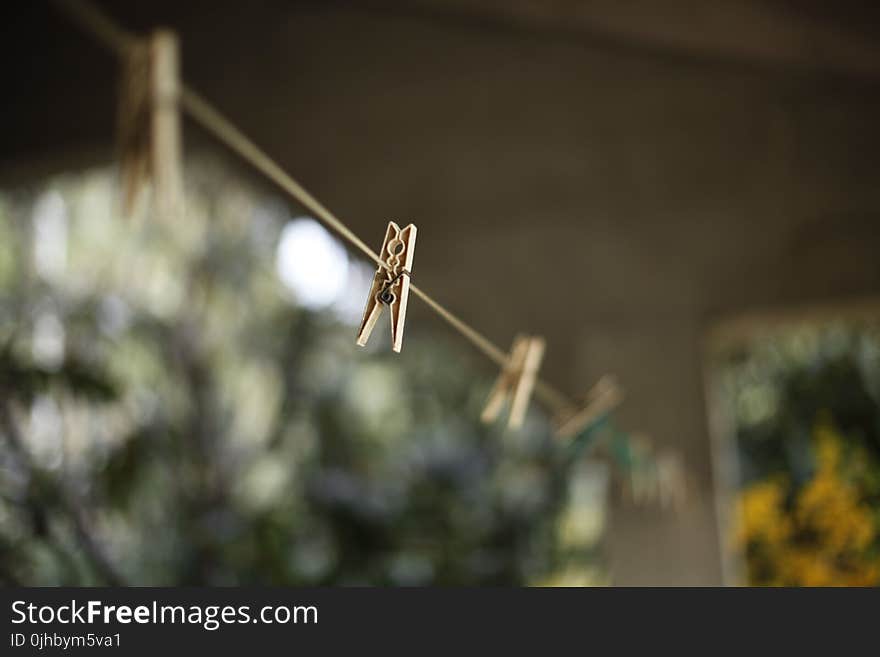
4, 1, 880, 584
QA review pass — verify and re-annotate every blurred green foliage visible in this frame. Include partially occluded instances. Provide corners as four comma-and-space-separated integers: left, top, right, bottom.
0, 158, 607, 585
720, 322, 880, 584
723, 324, 880, 485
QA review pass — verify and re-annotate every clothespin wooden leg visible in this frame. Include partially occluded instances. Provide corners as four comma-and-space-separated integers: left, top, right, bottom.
356, 222, 417, 353
150, 30, 182, 221
117, 29, 182, 220
481, 336, 529, 424
481, 335, 545, 429
118, 38, 151, 216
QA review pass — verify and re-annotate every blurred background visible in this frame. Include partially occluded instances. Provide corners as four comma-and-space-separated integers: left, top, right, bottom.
1, 0, 880, 586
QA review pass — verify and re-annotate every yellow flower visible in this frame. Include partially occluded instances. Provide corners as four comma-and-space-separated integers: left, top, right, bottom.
734, 478, 791, 550
734, 419, 880, 586
797, 425, 876, 554
782, 550, 836, 586
813, 420, 842, 470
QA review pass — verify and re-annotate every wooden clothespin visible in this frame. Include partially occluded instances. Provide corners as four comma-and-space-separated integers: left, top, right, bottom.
117, 29, 183, 220
357, 222, 417, 353
554, 375, 624, 440
481, 334, 545, 429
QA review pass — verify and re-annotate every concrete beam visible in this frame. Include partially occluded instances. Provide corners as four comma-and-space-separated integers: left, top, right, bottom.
400, 0, 880, 77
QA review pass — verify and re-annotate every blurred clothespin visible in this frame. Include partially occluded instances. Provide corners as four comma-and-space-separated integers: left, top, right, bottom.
481, 335, 545, 429
621, 436, 688, 511
555, 375, 624, 440
357, 222, 417, 353
117, 29, 183, 220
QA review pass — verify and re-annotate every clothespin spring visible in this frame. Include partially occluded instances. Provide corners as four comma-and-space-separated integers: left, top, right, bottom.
376, 234, 412, 305
377, 268, 412, 305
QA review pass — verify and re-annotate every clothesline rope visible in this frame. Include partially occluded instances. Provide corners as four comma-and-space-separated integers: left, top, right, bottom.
52, 0, 575, 416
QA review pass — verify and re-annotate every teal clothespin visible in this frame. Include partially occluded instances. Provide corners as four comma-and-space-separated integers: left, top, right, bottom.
566, 413, 612, 461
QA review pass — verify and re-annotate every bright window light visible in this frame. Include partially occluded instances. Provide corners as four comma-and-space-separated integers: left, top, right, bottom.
32, 190, 68, 280
276, 217, 349, 309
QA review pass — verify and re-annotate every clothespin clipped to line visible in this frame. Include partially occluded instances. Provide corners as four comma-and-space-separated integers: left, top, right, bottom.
481, 335, 546, 429
352, 221, 617, 436
357, 222, 418, 353
357, 237, 549, 429
554, 375, 624, 440
117, 29, 183, 220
